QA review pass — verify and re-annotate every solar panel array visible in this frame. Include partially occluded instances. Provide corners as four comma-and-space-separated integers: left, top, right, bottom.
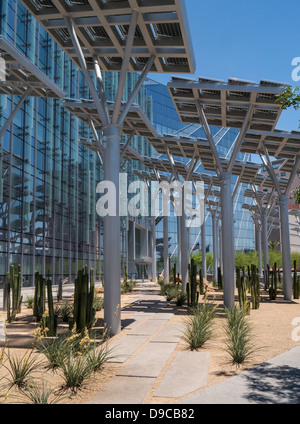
167, 76, 288, 132
20, 0, 195, 74
0, 36, 65, 98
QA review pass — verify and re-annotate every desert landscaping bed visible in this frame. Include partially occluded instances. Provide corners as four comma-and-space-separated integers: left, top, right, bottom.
0, 287, 299, 405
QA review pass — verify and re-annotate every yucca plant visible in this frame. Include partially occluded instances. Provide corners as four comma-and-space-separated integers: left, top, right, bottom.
224, 307, 260, 366
87, 343, 114, 373
182, 303, 217, 350
36, 335, 70, 371
2, 350, 43, 390
19, 379, 67, 404
58, 351, 93, 392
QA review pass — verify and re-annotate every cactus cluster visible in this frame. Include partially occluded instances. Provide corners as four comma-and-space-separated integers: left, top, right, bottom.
172, 263, 177, 285
187, 259, 199, 307
293, 261, 300, 299
199, 268, 204, 295
34, 272, 57, 336
249, 265, 260, 310
268, 263, 278, 301
217, 267, 223, 290
73, 266, 96, 334
6, 264, 22, 323
236, 267, 250, 314
34, 271, 46, 322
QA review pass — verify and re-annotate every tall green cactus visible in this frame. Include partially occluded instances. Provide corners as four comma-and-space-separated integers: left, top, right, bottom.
217, 267, 223, 289
199, 268, 204, 295
188, 259, 198, 307
172, 263, 177, 285
46, 278, 57, 337
293, 261, 300, 299
73, 267, 96, 333
34, 271, 46, 322
269, 263, 278, 301
236, 267, 250, 314
6, 264, 22, 322
250, 265, 260, 310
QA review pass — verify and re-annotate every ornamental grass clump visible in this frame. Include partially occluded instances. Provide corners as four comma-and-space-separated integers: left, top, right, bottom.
19, 379, 67, 404
224, 306, 261, 366
2, 350, 43, 390
58, 352, 94, 392
182, 302, 217, 350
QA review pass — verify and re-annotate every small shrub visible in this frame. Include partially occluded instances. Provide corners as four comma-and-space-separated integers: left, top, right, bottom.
160, 284, 181, 301
182, 303, 217, 350
176, 291, 187, 307
2, 350, 42, 390
24, 296, 34, 310
19, 379, 67, 404
87, 343, 114, 372
56, 302, 73, 323
93, 296, 104, 312
58, 352, 93, 392
224, 307, 260, 366
36, 335, 69, 370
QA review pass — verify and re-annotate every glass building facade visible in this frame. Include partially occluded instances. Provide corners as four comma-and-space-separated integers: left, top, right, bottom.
0, 0, 255, 286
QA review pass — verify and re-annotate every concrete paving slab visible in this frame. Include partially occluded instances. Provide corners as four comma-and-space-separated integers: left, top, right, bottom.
118, 342, 176, 378
108, 335, 149, 363
178, 346, 300, 404
88, 377, 156, 404
122, 313, 153, 330
129, 319, 168, 336
151, 324, 184, 343
150, 312, 176, 320
155, 352, 211, 398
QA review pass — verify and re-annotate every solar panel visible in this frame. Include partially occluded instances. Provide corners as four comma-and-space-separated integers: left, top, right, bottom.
0, 36, 65, 98
167, 76, 288, 131
242, 129, 300, 161
20, 0, 196, 73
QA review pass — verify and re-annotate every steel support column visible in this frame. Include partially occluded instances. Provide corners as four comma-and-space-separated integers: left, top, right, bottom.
151, 217, 156, 283
220, 173, 235, 308
211, 211, 218, 283
257, 225, 263, 279
279, 195, 292, 300
103, 125, 121, 336
180, 213, 189, 291
261, 210, 269, 284
201, 214, 207, 279
163, 215, 169, 285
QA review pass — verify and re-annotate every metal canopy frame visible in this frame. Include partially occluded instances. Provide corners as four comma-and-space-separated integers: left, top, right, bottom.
19, 0, 196, 336
0, 37, 65, 142
20, 0, 195, 74
166, 75, 289, 308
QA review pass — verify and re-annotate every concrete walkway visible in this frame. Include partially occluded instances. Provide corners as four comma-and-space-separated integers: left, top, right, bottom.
178, 346, 300, 404
88, 281, 211, 405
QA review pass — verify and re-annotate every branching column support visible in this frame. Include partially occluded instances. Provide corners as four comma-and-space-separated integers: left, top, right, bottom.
260, 148, 300, 301
64, 12, 156, 335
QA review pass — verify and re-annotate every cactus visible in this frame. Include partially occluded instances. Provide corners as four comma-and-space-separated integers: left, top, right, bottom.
188, 259, 198, 307
34, 271, 46, 322
236, 268, 250, 314
199, 268, 204, 295
73, 267, 96, 334
250, 265, 260, 310
172, 264, 177, 285
293, 261, 300, 299
269, 263, 278, 301
45, 278, 57, 337
6, 264, 22, 322
217, 267, 223, 289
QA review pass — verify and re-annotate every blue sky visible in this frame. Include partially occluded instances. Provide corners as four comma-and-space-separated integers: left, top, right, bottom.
150, 0, 300, 132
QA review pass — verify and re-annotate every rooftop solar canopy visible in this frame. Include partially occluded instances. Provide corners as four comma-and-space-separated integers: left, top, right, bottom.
0, 36, 65, 98
242, 129, 300, 162
79, 137, 144, 161
20, 0, 195, 74
167, 76, 288, 131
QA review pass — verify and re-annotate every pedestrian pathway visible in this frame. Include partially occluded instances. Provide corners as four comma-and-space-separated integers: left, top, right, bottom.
88, 281, 211, 405
177, 346, 300, 404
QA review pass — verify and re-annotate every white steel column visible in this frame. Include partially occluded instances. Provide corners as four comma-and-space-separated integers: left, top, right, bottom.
151, 217, 156, 283
279, 195, 292, 300
201, 214, 207, 279
220, 173, 235, 308
163, 215, 169, 285
261, 210, 269, 282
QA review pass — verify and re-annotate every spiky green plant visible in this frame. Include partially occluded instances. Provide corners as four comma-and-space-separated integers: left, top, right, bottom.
2, 350, 43, 390
224, 307, 260, 366
19, 379, 67, 404
182, 303, 217, 350
58, 352, 94, 392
